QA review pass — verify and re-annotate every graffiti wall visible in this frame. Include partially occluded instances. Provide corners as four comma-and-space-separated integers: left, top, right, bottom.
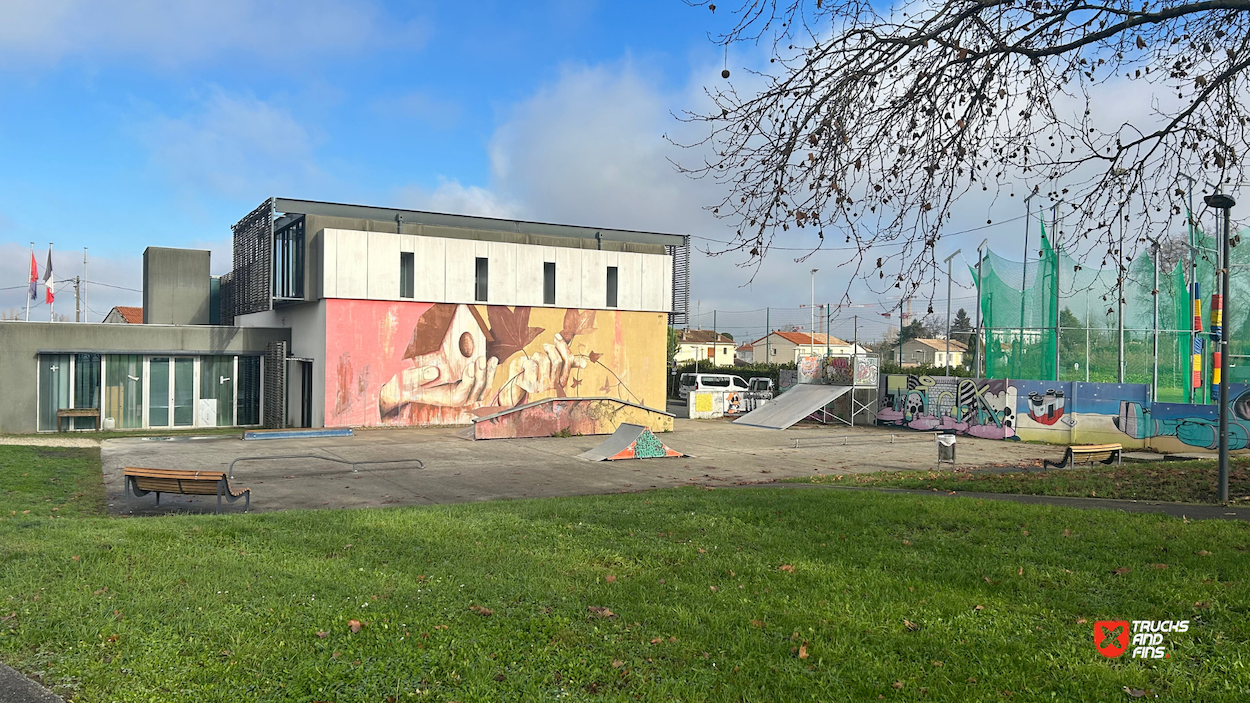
877, 373, 1249, 452
325, 300, 667, 427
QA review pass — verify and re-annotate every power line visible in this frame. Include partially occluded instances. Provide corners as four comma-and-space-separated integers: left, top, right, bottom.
689, 212, 1032, 252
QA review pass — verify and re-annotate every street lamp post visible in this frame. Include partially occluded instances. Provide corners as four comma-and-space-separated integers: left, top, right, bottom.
810, 269, 818, 364
1205, 192, 1236, 504
944, 249, 962, 376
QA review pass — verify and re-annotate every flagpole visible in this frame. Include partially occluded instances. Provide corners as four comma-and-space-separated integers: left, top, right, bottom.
83, 248, 88, 324
26, 242, 32, 322
47, 243, 54, 323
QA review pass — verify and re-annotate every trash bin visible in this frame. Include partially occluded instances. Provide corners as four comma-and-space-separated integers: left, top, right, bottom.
936, 432, 956, 464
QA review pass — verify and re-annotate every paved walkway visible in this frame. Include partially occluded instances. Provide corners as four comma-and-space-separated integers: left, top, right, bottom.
0, 663, 61, 703
752, 483, 1250, 520
101, 420, 1060, 515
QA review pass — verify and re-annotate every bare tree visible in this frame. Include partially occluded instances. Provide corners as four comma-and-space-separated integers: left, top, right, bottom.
677, 0, 1250, 305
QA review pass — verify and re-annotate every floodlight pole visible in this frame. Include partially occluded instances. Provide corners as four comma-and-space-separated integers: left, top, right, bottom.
975, 238, 988, 378
1205, 192, 1236, 504
944, 249, 962, 376
1019, 193, 1036, 377
1115, 171, 1128, 383
810, 269, 818, 364
1152, 237, 1160, 400
1052, 202, 1061, 382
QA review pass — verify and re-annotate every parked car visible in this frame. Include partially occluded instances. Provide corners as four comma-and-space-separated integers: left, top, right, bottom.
678, 373, 749, 400
747, 377, 775, 393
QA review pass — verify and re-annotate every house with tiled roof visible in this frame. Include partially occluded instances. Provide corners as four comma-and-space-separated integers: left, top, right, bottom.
749, 331, 871, 364
674, 329, 735, 364
103, 306, 143, 324
899, 337, 968, 367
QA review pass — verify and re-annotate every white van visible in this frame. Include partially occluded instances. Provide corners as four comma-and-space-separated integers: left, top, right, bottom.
679, 373, 749, 400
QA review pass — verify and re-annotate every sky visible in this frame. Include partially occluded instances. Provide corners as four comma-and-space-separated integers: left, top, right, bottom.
0, 0, 1123, 342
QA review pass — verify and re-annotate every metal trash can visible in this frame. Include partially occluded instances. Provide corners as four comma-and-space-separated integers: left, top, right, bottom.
936, 432, 956, 464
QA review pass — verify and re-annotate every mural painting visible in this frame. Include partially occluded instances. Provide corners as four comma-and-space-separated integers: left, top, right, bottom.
797, 356, 822, 384
825, 356, 852, 385
854, 356, 880, 388
1115, 384, 1250, 451
878, 375, 1017, 440
325, 300, 666, 428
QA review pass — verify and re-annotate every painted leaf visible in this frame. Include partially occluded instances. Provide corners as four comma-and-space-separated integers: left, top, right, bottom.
561, 309, 597, 340
588, 351, 603, 364
486, 306, 544, 361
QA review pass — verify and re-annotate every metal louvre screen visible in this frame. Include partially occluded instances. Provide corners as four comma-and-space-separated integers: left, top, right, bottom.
668, 237, 690, 326
977, 219, 1243, 404
263, 341, 286, 429
231, 198, 275, 320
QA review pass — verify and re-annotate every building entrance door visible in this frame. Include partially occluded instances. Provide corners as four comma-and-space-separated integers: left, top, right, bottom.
147, 357, 196, 428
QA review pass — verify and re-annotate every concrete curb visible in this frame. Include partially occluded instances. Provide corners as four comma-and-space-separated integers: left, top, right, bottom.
746, 482, 1249, 521
0, 663, 63, 703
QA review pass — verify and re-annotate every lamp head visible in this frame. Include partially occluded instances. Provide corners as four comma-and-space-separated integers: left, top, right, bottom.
1204, 194, 1236, 210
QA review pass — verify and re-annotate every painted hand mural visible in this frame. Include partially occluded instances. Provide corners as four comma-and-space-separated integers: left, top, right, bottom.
1116, 395, 1250, 450
327, 301, 664, 428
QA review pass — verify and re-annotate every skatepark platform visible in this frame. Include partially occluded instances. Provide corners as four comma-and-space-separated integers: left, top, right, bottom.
733, 385, 852, 430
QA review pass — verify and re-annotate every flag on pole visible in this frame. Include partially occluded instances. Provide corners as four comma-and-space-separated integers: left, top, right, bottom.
28, 251, 38, 301
43, 246, 54, 304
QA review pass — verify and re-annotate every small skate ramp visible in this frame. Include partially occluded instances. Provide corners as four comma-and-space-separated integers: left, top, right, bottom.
733, 385, 852, 430
577, 423, 686, 461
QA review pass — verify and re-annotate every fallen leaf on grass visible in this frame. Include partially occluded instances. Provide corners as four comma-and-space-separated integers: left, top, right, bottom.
612, 659, 625, 669
1151, 564, 1168, 570
1017, 567, 1023, 576
901, 539, 913, 546
798, 643, 809, 659
698, 548, 706, 554
1076, 618, 1087, 625
750, 619, 765, 628
650, 637, 663, 644
1113, 567, 1132, 576
348, 619, 363, 633
710, 586, 718, 592
106, 634, 118, 643
1124, 687, 1148, 698
1197, 550, 1212, 556
892, 681, 904, 689
974, 605, 984, 611
605, 575, 617, 583
588, 606, 617, 618
1063, 529, 1072, 537
93, 588, 108, 595
316, 631, 328, 639
967, 677, 977, 684
433, 624, 449, 630
904, 619, 921, 631
0, 613, 15, 623
470, 605, 493, 617
779, 564, 795, 573
1194, 601, 1210, 609
932, 661, 943, 667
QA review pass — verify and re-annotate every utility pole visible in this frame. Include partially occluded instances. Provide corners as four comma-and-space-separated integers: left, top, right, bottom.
74, 276, 81, 322
975, 238, 988, 378
944, 249, 962, 376
83, 248, 88, 323
765, 307, 770, 365
1052, 202, 1061, 382
1114, 169, 1129, 383
810, 269, 818, 365
1205, 191, 1235, 504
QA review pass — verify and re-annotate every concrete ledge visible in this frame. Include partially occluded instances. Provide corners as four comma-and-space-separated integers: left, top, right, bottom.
242, 428, 354, 441
0, 662, 63, 703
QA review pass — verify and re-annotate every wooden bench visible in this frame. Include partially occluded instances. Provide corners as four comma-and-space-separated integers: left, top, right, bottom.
123, 467, 250, 514
1044, 443, 1123, 469
56, 407, 100, 432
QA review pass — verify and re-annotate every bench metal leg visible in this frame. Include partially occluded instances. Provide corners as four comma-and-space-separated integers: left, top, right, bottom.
124, 476, 129, 514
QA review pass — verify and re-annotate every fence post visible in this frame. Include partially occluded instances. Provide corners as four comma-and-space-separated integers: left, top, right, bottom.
765, 308, 770, 364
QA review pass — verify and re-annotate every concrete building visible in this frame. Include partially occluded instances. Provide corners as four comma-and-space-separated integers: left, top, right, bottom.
673, 329, 734, 365
899, 338, 968, 367
103, 306, 143, 324
750, 331, 871, 364
0, 197, 690, 434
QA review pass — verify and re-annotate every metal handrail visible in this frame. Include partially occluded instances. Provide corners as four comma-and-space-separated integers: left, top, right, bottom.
227, 454, 424, 479
792, 432, 940, 449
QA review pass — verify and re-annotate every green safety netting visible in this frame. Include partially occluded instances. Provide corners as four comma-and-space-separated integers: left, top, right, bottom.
974, 219, 1249, 403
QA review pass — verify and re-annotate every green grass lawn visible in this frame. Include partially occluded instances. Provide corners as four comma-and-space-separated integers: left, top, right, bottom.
790, 458, 1250, 505
1, 447, 1249, 701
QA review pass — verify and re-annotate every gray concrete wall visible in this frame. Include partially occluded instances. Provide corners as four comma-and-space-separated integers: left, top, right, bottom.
143, 247, 211, 325
235, 300, 327, 427
0, 321, 290, 434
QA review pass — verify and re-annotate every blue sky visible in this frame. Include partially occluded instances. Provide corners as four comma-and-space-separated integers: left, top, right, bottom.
0, 0, 992, 339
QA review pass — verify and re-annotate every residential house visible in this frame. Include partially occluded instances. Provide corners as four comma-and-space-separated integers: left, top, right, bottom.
899, 338, 968, 367
734, 342, 754, 364
102, 306, 143, 324
749, 331, 872, 364
674, 329, 735, 365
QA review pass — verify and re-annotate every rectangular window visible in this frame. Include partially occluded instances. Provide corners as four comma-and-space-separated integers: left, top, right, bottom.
272, 217, 305, 300
606, 266, 618, 308
105, 355, 144, 429
543, 261, 556, 305
73, 354, 101, 430
475, 257, 489, 302
400, 252, 415, 299
148, 357, 170, 427
37, 354, 71, 432
236, 356, 262, 426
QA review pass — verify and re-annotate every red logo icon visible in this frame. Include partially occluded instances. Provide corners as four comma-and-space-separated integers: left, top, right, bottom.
1095, 620, 1129, 658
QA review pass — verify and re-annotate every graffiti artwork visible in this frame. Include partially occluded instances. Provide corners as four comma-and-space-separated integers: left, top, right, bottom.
878, 375, 1017, 440
854, 356, 879, 388
1027, 389, 1066, 426
797, 356, 821, 384
825, 356, 852, 385
1115, 386, 1250, 450
325, 300, 666, 427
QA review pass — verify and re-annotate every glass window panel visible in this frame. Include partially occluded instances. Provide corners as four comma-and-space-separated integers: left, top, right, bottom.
606, 266, 618, 308
543, 261, 556, 305
400, 252, 415, 299
475, 257, 489, 302
72, 354, 102, 430
199, 356, 235, 427
149, 358, 170, 427
38, 354, 71, 432
105, 355, 144, 429
236, 356, 261, 426
173, 358, 194, 427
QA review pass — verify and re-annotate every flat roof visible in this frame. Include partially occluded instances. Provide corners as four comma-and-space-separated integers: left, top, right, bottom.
273, 197, 688, 248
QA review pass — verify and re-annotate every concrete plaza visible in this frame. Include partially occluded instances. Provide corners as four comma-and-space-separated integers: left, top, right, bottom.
101, 418, 1061, 516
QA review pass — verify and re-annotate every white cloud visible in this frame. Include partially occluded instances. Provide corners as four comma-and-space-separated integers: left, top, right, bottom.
0, 0, 427, 68
140, 88, 321, 199
393, 178, 520, 220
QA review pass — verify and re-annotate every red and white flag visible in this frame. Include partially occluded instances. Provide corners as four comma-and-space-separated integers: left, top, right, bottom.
28, 251, 38, 301
43, 246, 54, 304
